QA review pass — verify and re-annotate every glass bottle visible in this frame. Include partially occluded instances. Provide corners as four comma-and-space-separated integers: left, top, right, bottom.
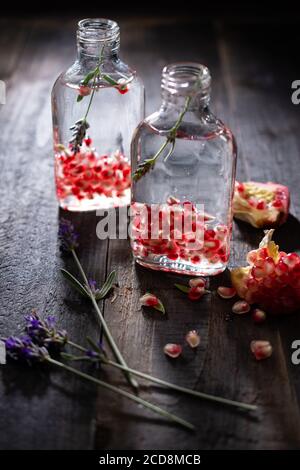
131, 63, 237, 276
52, 18, 144, 211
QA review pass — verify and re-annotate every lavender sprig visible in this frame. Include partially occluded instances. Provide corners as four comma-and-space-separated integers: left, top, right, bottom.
3, 319, 194, 431
58, 218, 79, 252
69, 119, 90, 152
4, 336, 49, 364
133, 96, 191, 182
25, 312, 67, 349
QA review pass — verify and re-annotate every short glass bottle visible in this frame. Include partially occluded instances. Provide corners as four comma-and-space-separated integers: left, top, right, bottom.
52, 18, 144, 211
131, 63, 237, 276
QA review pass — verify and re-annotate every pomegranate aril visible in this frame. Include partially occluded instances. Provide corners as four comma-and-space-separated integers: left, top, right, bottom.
189, 277, 206, 288
252, 308, 267, 323
188, 286, 205, 301
217, 286, 236, 299
164, 343, 182, 358
250, 340, 272, 360
232, 300, 251, 314
185, 330, 201, 348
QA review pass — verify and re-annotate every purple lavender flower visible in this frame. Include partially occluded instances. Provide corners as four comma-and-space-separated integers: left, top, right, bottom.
5, 335, 49, 363
58, 218, 79, 251
25, 312, 67, 349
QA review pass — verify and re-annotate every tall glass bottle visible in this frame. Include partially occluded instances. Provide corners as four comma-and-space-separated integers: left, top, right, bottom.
52, 18, 144, 211
131, 63, 237, 276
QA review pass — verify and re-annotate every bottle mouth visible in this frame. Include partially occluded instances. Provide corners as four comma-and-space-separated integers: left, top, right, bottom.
161, 63, 211, 95
77, 18, 120, 43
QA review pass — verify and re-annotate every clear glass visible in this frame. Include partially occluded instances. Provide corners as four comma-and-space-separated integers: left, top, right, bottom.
131, 63, 237, 276
52, 18, 144, 211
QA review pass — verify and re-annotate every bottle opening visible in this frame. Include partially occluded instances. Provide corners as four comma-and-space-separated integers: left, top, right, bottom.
77, 18, 120, 43
161, 63, 211, 96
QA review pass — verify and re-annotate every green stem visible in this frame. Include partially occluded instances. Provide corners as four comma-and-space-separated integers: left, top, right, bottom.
133, 96, 192, 181
71, 249, 139, 392
67, 340, 257, 412
83, 45, 105, 122
47, 357, 194, 431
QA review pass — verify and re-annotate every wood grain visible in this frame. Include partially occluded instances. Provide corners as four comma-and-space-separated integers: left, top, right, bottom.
0, 15, 300, 450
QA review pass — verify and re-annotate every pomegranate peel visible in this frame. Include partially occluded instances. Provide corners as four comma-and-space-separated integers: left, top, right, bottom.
233, 181, 290, 228
231, 230, 300, 314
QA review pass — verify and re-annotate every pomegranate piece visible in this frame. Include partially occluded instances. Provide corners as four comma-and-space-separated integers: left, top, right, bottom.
233, 181, 290, 228
231, 230, 300, 314
250, 340, 273, 360
164, 343, 182, 358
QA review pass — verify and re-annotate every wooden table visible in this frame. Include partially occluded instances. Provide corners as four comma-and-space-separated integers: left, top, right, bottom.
0, 15, 300, 450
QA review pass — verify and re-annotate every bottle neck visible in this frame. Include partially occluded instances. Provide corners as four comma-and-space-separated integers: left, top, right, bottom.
160, 63, 211, 113
77, 18, 120, 64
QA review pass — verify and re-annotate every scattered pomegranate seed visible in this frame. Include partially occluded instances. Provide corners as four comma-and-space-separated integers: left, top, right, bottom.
139, 293, 165, 314
189, 277, 206, 288
164, 343, 182, 358
140, 293, 159, 307
232, 300, 251, 314
185, 330, 201, 348
188, 286, 205, 301
252, 308, 267, 324
250, 340, 273, 360
217, 286, 236, 299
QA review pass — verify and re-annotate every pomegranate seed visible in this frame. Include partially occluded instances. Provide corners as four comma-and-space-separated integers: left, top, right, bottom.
252, 308, 267, 324
185, 330, 201, 348
256, 200, 267, 210
237, 182, 245, 193
189, 277, 206, 288
78, 85, 91, 96
232, 300, 251, 314
250, 340, 272, 360
217, 286, 236, 299
84, 137, 92, 146
164, 343, 182, 358
139, 293, 159, 307
188, 286, 205, 301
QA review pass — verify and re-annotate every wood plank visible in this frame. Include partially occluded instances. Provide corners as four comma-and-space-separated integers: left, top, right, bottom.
0, 18, 105, 450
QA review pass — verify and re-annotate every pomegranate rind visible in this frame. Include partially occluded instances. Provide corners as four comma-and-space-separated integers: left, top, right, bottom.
231, 230, 300, 315
233, 181, 290, 228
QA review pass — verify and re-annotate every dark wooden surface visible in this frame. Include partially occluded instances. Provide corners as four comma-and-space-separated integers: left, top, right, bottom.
0, 15, 300, 450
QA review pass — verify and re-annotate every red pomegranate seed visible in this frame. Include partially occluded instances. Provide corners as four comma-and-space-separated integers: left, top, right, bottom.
232, 300, 251, 314
217, 286, 236, 299
250, 340, 272, 360
189, 277, 206, 288
164, 343, 182, 358
188, 286, 205, 301
252, 308, 267, 324
256, 200, 266, 210
78, 85, 91, 96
